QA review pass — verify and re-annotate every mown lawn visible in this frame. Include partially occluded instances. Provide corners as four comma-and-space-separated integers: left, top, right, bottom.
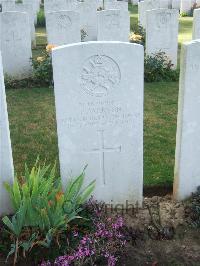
6, 5, 193, 186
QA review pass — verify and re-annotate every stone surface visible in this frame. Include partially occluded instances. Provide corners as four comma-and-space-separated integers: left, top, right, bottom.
104, 0, 128, 11
76, 0, 98, 41
172, 0, 181, 9
146, 8, 179, 68
12, 3, 36, 47
97, 10, 130, 41
44, 0, 76, 14
0, 11, 32, 79
46, 10, 81, 45
52, 41, 144, 206
0, 0, 15, 11
0, 52, 14, 216
23, 0, 39, 25
180, 0, 192, 14
138, 0, 162, 29
193, 8, 200, 40
174, 40, 200, 200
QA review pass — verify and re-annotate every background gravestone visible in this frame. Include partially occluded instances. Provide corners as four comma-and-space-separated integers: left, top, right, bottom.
23, 0, 39, 25
0, 0, 15, 12
172, 0, 181, 9
76, 0, 98, 41
12, 3, 36, 47
174, 40, 200, 200
0, 52, 14, 216
138, 0, 161, 29
193, 8, 200, 40
46, 10, 81, 45
180, 0, 192, 14
44, 0, 69, 14
104, 0, 128, 11
52, 42, 144, 206
97, 10, 130, 42
146, 9, 179, 68
0, 11, 32, 79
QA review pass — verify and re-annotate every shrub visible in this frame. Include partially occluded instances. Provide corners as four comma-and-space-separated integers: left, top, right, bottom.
144, 52, 179, 82
37, 9, 46, 27
32, 45, 55, 87
2, 159, 95, 265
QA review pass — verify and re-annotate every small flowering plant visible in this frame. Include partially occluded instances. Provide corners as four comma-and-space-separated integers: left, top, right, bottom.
129, 32, 143, 45
41, 199, 127, 266
32, 44, 56, 86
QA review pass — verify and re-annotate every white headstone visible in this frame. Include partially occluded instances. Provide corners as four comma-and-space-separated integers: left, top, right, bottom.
0, 52, 14, 216
97, 0, 103, 9
76, 0, 98, 41
146, 9, 179, 68
0, 0, 15, 11
138, 0, 161, 28
172, 0, 181, 9
0, 12, 32, 79
23, 0, 39, 25
12, 3, 36, 47
174, 40, 200, 200
193, 8, 200, 40
52, 41, 144, 206
46, 10, 81, 45
105, 0, 128, 11
44, 0, 76, 14
131, 0, 139, 5
180, 0, 192, 14
97, 10, 130, 41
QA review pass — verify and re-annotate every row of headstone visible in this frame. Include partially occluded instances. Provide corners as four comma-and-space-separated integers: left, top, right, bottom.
46, 9, 130, 45
44, 0, 129, 42
44, 0, 128, 14
139, 0, 200, 29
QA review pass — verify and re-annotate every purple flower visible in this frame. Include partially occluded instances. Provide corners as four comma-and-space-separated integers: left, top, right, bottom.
73, 231, 78, 237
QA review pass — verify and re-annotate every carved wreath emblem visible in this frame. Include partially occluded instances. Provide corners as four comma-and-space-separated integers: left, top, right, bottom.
80, 55, 121, 97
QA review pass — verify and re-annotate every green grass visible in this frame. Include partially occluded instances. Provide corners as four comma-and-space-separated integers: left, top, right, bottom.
5, 5, 194, 186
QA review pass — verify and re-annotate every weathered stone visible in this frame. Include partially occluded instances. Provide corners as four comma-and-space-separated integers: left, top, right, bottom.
52, 41, 144, 206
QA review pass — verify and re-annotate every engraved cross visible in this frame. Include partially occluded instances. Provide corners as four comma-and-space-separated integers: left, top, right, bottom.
84, 130, 121, 185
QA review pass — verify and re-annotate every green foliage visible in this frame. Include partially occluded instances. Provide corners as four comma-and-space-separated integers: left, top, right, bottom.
37, 9, 46, 27
32, 50, 53, 87
2, 203, 27, 237
144, 52, 179, 82
2, 160, 95, 264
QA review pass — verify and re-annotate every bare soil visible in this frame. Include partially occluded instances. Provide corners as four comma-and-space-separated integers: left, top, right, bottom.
119, 195, 200, 266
